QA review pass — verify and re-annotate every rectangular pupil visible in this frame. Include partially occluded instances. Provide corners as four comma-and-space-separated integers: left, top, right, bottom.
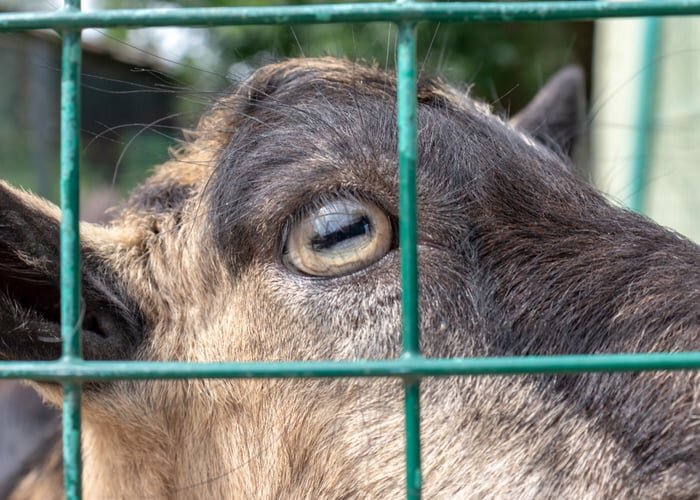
312, 216, 371, 250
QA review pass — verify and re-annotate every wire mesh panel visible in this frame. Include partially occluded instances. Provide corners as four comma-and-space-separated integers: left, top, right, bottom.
1, 2, 700, 499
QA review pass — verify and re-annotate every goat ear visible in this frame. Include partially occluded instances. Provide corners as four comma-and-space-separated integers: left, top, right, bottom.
510, 66, 586, 157
0, 182, 142, 362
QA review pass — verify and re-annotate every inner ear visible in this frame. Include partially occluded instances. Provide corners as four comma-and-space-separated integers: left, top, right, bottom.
510, 66, 586, 157
0, 257, 62, 361
0, 183, 143, 362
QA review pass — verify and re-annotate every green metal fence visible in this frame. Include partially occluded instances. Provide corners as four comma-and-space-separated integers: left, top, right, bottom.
1, 2, 700, 499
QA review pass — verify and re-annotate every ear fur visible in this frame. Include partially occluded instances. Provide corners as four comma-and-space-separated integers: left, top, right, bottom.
510, 66, 586, 157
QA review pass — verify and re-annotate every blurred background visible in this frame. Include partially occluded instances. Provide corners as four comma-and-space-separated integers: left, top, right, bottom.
0, 1, 697, 239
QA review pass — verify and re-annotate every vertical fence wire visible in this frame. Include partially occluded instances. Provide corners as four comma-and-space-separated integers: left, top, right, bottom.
396, 17, 422, 500
60, 0, 83, 498
629, 17, 660, 214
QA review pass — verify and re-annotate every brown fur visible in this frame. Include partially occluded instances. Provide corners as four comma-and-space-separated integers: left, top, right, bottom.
0, 58, 698, 498
7, 440, 62, 500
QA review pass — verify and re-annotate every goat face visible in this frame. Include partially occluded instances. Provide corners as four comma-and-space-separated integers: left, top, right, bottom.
1, 58, 698, 498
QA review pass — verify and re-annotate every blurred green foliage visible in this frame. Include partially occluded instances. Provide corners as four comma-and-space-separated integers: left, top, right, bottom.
2, 0, 592, 204
104, 0, 592, 113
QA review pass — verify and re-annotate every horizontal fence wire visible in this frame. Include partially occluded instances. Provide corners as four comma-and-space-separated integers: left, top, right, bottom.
1, 1, 700, 31
1, 354, 699, 380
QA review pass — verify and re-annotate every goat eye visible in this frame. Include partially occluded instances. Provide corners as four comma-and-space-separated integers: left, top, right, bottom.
284, 199, 392, 277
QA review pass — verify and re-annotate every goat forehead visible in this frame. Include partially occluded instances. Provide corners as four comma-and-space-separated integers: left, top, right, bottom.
208, 101, 493, 224
211, 87, 518, 199
118, 68, 525, 268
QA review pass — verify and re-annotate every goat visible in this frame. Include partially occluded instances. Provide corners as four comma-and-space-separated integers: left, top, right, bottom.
0, 58, 698, 499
